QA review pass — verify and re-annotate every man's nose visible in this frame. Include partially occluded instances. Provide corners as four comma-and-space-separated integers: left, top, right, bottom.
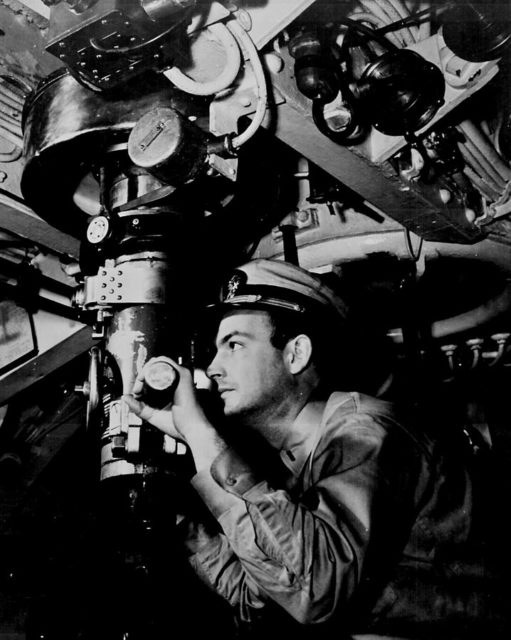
206, 352, 222, 379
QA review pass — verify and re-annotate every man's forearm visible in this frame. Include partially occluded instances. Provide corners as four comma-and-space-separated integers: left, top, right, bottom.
185, 421, 228, 473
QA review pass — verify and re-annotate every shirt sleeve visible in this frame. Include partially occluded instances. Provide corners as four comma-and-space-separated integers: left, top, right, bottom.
187, 411, 419, 626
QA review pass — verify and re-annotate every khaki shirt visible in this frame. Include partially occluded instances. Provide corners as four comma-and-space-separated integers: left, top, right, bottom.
185, 391, 505, 638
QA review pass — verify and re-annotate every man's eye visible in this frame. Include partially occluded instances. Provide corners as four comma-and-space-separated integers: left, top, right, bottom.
228, 341, 242, 351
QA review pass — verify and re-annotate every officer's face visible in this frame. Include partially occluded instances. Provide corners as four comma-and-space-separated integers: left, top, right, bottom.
206, 310, 293, 419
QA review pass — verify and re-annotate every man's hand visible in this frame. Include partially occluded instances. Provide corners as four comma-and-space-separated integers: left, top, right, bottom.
124, 357, 227, 473
123, 357, 210, 444
122, 395, 179, 438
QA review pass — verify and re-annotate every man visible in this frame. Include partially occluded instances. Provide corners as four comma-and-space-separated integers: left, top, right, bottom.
124, 259, 506, 639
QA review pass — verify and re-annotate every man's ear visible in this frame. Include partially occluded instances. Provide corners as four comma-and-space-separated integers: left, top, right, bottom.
284, 334, 313, 374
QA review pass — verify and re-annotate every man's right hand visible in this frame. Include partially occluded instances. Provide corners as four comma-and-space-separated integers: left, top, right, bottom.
122, 394, 178, 438
123, 357, 211, 445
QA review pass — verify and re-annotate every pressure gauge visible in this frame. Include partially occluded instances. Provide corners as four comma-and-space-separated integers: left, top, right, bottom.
86, 215, 111, 244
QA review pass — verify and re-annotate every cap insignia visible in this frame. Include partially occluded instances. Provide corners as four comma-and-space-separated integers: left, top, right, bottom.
224, 272, 244, 300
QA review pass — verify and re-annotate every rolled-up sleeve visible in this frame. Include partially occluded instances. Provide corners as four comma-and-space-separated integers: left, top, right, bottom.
187, 411, 415, 626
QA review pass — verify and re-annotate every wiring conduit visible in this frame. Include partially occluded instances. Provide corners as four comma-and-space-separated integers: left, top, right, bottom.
357, 0, 406, 46
226, 18, 268, 149
345, 11, 403, 48
459, 120, 511, 183
376, 0, 418, 44
417, 1, 431, 40
463, 165, 501, 201
457, 142, 506, 196
458, 135, 507, 190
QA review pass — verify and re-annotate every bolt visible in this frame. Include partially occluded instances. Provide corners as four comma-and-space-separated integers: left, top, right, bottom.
0, 171, 7, 183
296, 209, 310, 223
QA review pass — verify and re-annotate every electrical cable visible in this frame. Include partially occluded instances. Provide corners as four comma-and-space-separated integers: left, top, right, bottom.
345, 12, 403, 48
25, 405, 85, 444
358, 0, 402, 38
376, 0, 415, 45
459, 120, 511, 183
164, 21, 241, 96
417, 1, 431, 40
338, 16, 399, 51
457, 141, 506, 195
226, 19, 268, 149
463, 166, 500, 201
404, 228, 423, 262
380, 0, 420, 42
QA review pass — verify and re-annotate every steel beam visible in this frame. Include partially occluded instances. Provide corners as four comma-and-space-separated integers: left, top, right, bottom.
271, 53, 485, 244
0, 325, 96, 406
0, 194, 80, 258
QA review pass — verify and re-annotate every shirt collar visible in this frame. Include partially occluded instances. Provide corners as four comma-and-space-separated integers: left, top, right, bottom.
279, 398, 327, 477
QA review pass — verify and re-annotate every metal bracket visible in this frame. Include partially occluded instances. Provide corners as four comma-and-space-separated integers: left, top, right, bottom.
272, 207, 320, 241
78, 260, 169, 308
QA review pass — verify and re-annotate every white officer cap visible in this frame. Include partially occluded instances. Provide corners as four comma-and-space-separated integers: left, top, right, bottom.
214, 259, 347, 323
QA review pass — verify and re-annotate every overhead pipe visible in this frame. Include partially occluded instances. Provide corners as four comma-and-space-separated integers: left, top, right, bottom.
355, 0, 406, 46
344, 11, 403, 48
376, 0, 419, 44
228, 18, 268, 149
457, 143, 506, 197
457, 134, 508, 191
463, 166, 502, 202
459, 120, 511, 183
417, 2, 431, 40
